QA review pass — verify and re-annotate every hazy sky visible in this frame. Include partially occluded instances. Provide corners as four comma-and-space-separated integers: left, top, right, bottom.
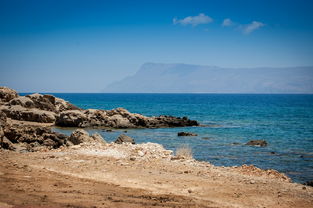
1, 0, 313, 92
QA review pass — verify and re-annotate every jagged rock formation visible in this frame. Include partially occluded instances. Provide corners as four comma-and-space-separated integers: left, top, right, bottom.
0, 87, 199, 128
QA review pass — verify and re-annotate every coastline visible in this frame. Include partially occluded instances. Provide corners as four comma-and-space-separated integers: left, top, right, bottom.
1, 87, 313, 207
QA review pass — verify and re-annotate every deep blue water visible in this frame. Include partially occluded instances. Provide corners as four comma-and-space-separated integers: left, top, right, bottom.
23, 93, 313, 183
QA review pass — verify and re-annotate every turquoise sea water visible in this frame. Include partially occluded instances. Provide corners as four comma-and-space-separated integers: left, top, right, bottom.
25, 93, 313, 183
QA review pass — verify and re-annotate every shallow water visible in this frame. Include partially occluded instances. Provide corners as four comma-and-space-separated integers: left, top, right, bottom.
21, 93, 313, 183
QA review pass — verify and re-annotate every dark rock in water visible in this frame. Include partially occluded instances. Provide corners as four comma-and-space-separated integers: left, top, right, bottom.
232, 142, 241, 145
246, 140, 268, 147
115, 134, 135, 144
178, 132, 198, 136
106, 129, 114, 132
0, 87, 18, 102
303, 180, 313, 187
202, 137, 211, 140
270, 152, 276, 154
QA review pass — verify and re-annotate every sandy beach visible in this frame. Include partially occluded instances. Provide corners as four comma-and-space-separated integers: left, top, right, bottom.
1, 141, 313, 208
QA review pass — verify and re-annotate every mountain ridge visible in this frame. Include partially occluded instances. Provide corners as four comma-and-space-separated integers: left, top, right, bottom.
103, 63, 313, 93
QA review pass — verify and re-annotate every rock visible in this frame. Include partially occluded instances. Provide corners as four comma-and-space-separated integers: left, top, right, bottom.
138, 150, 145, 157
303, 180, 313, 187
68, 129, 93, 145
25, 93, 80, 113
2, 124, 69, 151
0, 105, 56, 123
177, 132, 198, 136
115, 134, 135, 144
0, 136, 15, 150
0, 87, 18, 102
9, 96, 35, 108
91, 133, 106, 144
55, 110, 87, 127
246, 140, 268, 147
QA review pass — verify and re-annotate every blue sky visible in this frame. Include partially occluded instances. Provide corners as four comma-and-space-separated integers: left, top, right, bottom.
0, 0, 313, 92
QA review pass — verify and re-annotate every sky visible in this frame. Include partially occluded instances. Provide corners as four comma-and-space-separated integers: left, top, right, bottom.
0, 0, 313, 92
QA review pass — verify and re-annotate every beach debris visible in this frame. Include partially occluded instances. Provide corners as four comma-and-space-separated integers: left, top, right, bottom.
245, 140, 268, 147
115, 134, 135, 144
177, 132, 198, 136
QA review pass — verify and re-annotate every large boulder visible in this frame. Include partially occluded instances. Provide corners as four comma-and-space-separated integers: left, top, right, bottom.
68, 129, 106, 145
246, 140, 268, 147
68, 129, 93, 145
0, 105, 56, 123
114, 134, 135, 144
0, 87, 18, 102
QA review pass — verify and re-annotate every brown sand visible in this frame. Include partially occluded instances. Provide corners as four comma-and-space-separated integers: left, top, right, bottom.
0, 145, 312, 208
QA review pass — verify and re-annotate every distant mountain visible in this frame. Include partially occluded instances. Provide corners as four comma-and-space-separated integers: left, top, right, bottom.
103, 63, 313, 93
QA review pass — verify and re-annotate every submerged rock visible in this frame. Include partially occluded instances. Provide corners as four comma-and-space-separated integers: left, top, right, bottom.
115, 134, 135, 144
246, 140, 268, 147
178, 132, 198, 136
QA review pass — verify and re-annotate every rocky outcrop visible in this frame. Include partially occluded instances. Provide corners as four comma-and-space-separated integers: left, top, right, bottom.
0, 87, 18, 103
178, 132, 198, 136
56, 108, 199, 128
246, 140, 268, 147
0, 87, 199, 128
115, 134, 135, 144
1, 124, 70, 151
0, 105, 56, 123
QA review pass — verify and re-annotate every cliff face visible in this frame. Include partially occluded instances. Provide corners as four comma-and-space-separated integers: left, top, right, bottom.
103, 63, 313, 93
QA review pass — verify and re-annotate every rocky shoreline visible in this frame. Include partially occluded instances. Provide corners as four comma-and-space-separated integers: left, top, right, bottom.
1, 86, 313, 207
0, 87, 199, 128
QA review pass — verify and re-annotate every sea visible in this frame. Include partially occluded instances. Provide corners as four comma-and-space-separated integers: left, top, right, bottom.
24, 93, 313, 183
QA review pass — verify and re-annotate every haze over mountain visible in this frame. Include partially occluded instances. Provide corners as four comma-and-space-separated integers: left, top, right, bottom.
103, 63, 313, 93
